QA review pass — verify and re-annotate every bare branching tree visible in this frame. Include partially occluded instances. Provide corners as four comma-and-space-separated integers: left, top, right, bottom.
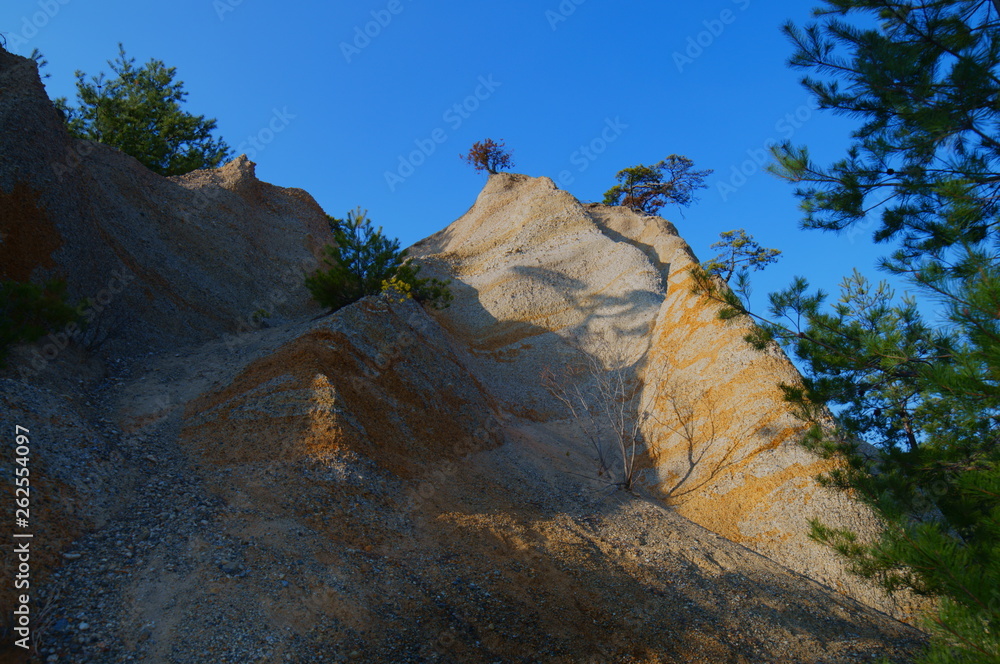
543, 333, 745, 497
541, 333, 651, 491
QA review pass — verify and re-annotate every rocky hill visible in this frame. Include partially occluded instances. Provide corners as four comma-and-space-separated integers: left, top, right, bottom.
409, 173, 911, 615
0, 49, 330, 358
0, 50, 925, 663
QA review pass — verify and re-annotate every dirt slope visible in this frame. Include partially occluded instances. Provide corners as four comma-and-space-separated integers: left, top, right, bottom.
1, 300, 924, 663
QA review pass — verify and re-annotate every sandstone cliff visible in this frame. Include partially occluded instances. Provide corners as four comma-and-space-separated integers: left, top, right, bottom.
410, 172, 903, 615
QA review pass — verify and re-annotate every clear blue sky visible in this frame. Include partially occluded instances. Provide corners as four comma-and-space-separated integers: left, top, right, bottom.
2, 0, 900, 310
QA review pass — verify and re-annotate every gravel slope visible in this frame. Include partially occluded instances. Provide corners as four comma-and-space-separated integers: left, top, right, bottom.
2, 302, 925, 664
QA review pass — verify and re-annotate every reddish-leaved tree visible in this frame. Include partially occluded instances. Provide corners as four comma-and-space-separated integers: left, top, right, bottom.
461, 138, 514, 175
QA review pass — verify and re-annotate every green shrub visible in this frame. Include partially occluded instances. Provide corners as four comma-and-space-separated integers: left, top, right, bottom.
0, 280, 80, 366
305, 208, 452, 313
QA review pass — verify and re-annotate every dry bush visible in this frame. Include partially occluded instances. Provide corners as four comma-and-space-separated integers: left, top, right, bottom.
541, 333, 650, 491
542, 333, 743, 497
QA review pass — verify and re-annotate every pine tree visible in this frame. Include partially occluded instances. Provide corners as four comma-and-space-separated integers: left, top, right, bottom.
602, 156, 712, 215
56, 44, 231, 176
702, 229, 782, 283
693, 2, 1000, 661
306, 208, 451, 312
695, 229, 782, 312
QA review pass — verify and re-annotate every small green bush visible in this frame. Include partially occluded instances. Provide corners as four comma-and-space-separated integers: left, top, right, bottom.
306, 208, 452, 313
0, 279, 80, 366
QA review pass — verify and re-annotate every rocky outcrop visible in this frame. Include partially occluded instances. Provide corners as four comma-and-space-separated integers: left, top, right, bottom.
409, 174, 664, 415
181, 298, 504, 477
0, 51, 331, 654
410, 172, 909, 618
0, 49, 331, 362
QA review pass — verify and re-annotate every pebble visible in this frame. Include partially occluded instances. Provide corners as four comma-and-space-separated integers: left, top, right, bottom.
220, 561, 242, 575
78, 622, 90, 631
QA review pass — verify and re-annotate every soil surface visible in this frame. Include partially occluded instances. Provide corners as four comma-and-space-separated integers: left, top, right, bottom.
2, 315, 925, 664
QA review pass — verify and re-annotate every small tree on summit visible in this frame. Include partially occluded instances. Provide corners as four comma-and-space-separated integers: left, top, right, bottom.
461, 138, 514, 175
603, 156, 712, 215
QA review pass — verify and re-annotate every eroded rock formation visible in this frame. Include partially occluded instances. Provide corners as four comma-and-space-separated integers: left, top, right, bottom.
0, 50, 923, 662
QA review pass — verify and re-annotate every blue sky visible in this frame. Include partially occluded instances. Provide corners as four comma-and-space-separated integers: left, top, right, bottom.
2, 0, 900, 311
